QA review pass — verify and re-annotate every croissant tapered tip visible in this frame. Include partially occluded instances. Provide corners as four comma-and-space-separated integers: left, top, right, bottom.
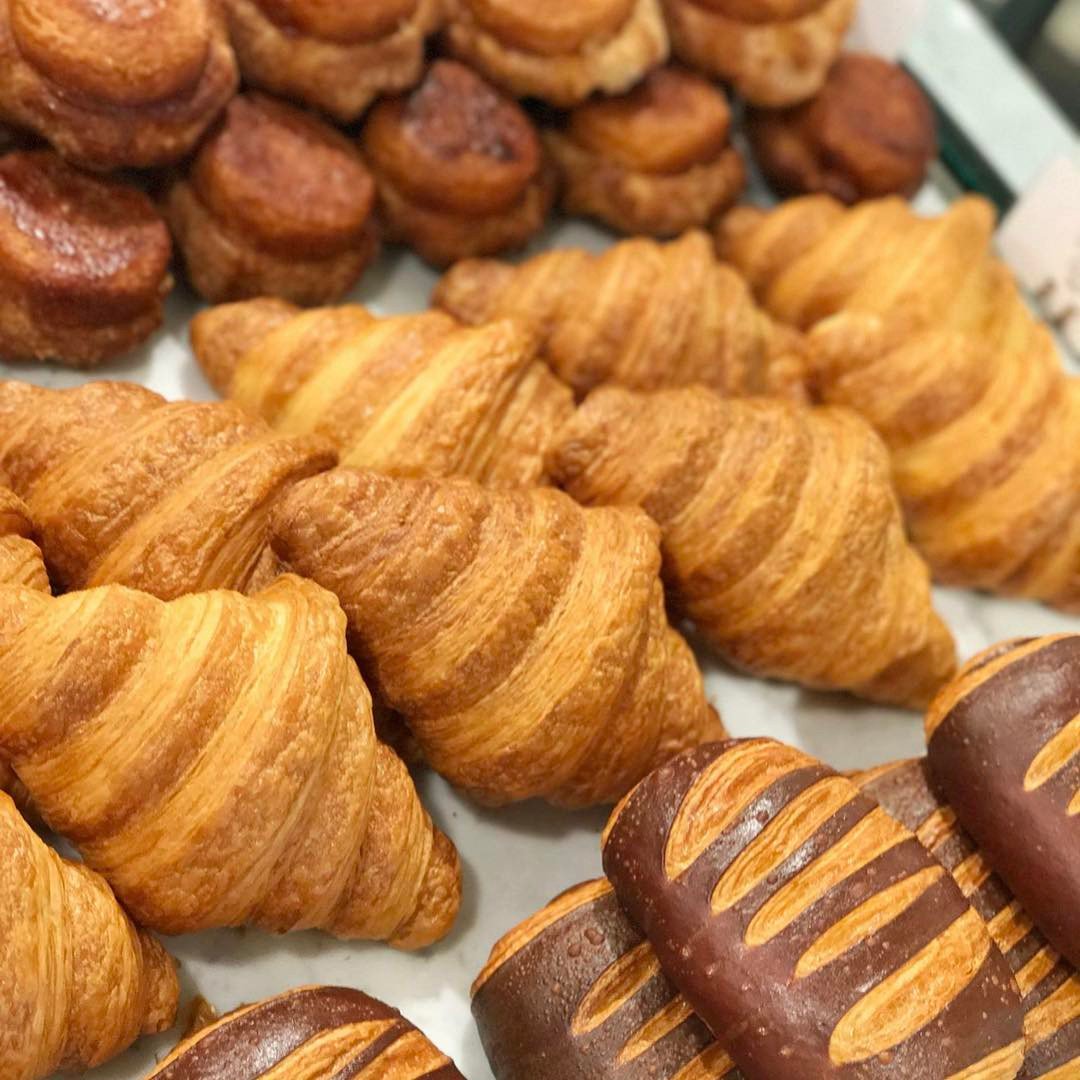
390, 827, 464, 951
138, 933, 182, 1035
431, 259, 516, 325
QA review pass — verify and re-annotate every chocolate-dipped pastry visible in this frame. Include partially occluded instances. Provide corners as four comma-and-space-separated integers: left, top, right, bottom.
443, 0, 670, 107
362, 60, 554, 268
0, 151, 172, 367
0, 0, 237, 171
474, 879, 740, 1079
747, 54, 937, 204
544, 66, 745, 237
602, 739, 1026, 1079
926, 637, 1080, 972
224, 0, 441, 123
146, 986, 463, 1078
166, 93, 379, 306
856, 759, 1080, 1079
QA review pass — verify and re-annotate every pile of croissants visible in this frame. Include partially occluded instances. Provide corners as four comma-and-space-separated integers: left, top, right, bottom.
0, 0, 1077, 1078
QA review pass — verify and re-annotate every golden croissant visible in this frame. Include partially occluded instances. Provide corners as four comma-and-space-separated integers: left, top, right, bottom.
191, 298, 574, 488
269, 468, 723, 807
434, 230, 806, 399
719, 195, 1080, 611
1, 791, 179, 1080
0, 575, 461, 946
0, 485, 46, 593
549, 386, 956, 707
0, 379, 335, 598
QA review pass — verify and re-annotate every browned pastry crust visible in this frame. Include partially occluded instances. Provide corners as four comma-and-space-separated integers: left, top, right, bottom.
0, 151, 172, 367
225, 0, 442, 123
191, 298, 575, 487
0, 791, 179, 1080
925, 638, 1080, 973
0, 485, 46, 592
663, 0, 858, 107
270, 468, 723, 808
474, 879, 740, 1079
603, 739, 1027, 1078
147, 986, 464, 1078
856, 758, 1080, 1079
0, 575, 462, 945
443, 0, 670, 107
166, 93, 379, 306
545, 65, 746, 236
549, 387, 957, 708
362, 61, 555, 267
0, 0, 237, 171
0, 379, 336, 597
747, 54, 937, 203
434, 230, 808, 399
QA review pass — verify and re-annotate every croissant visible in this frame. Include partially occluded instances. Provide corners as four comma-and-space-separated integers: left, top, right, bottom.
0, 574, 461, 945
718, 195, 1080, 610
146, 986, 465, 1078
434, 230, 807, 399
443, 0, 670, 107
224, 0, 442, 123
0, 485, 46, 592
856, 758, 1080, 1079
166, 92, 379, 306
0, 151, 172, 367
0, 379, 335, 598
361, 60, 555, 267
0, 0, 237, 170
1, 791, 179, 1080
543, 65, 745, 237
549, 386, 956, 707
269, 468, 723, 807
190, 298, 574, 488
662, 0, 858, 107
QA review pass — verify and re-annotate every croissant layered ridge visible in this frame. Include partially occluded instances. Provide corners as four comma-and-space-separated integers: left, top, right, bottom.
191, 299, 574, 488
434, 230, 807, 399
718, 195, 1080, 610
0, 575, 461, 946
549, 387, 956, 707
0, 485, 46, 592
0, 379, 336, 598
270, 468, 723, 807
0, 792, 179, 1080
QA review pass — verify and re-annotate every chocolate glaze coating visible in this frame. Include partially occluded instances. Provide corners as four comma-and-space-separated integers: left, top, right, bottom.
926, 636, 1080, 972
473, 879, 740, 1079
602, 739, 1025, 1079
147, 986, 463, 1079
857, 758, 1080, 1079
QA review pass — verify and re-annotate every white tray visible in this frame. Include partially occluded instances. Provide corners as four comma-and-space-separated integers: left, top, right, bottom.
8, 212, 1079, 1080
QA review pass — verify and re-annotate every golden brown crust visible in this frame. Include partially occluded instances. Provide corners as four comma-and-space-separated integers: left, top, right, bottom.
0, 575, 461, 945
362, 61, 554, 266
434, 230, 806, 398
545, 65, 745, 235
719, 195, 1080, 611
225, 0, 442, 122
0, 151, 172, 367
166, 93, 379, 305
0, 0, 237, 170
0, 790, 179, 1079
191, 299, 575, 487
663, 0, 857, 107
270, 468, 723, 808
549, 387, 956, 707
0, 379, 337, 597
748, 54, 937, 203
444, 0, 669, 106
0, 485, 47, 592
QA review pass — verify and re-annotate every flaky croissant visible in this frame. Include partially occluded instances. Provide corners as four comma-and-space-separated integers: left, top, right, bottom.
0, 485, 46, 592
434, 230, 807, 399
0, 379, 335, 598
549, 386, 956, 707
718, 195, 1080, 610
0, 574, 461, 945
1, 791, 179, 1080
270, 468, 723, 807
191, 298, 574, 488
